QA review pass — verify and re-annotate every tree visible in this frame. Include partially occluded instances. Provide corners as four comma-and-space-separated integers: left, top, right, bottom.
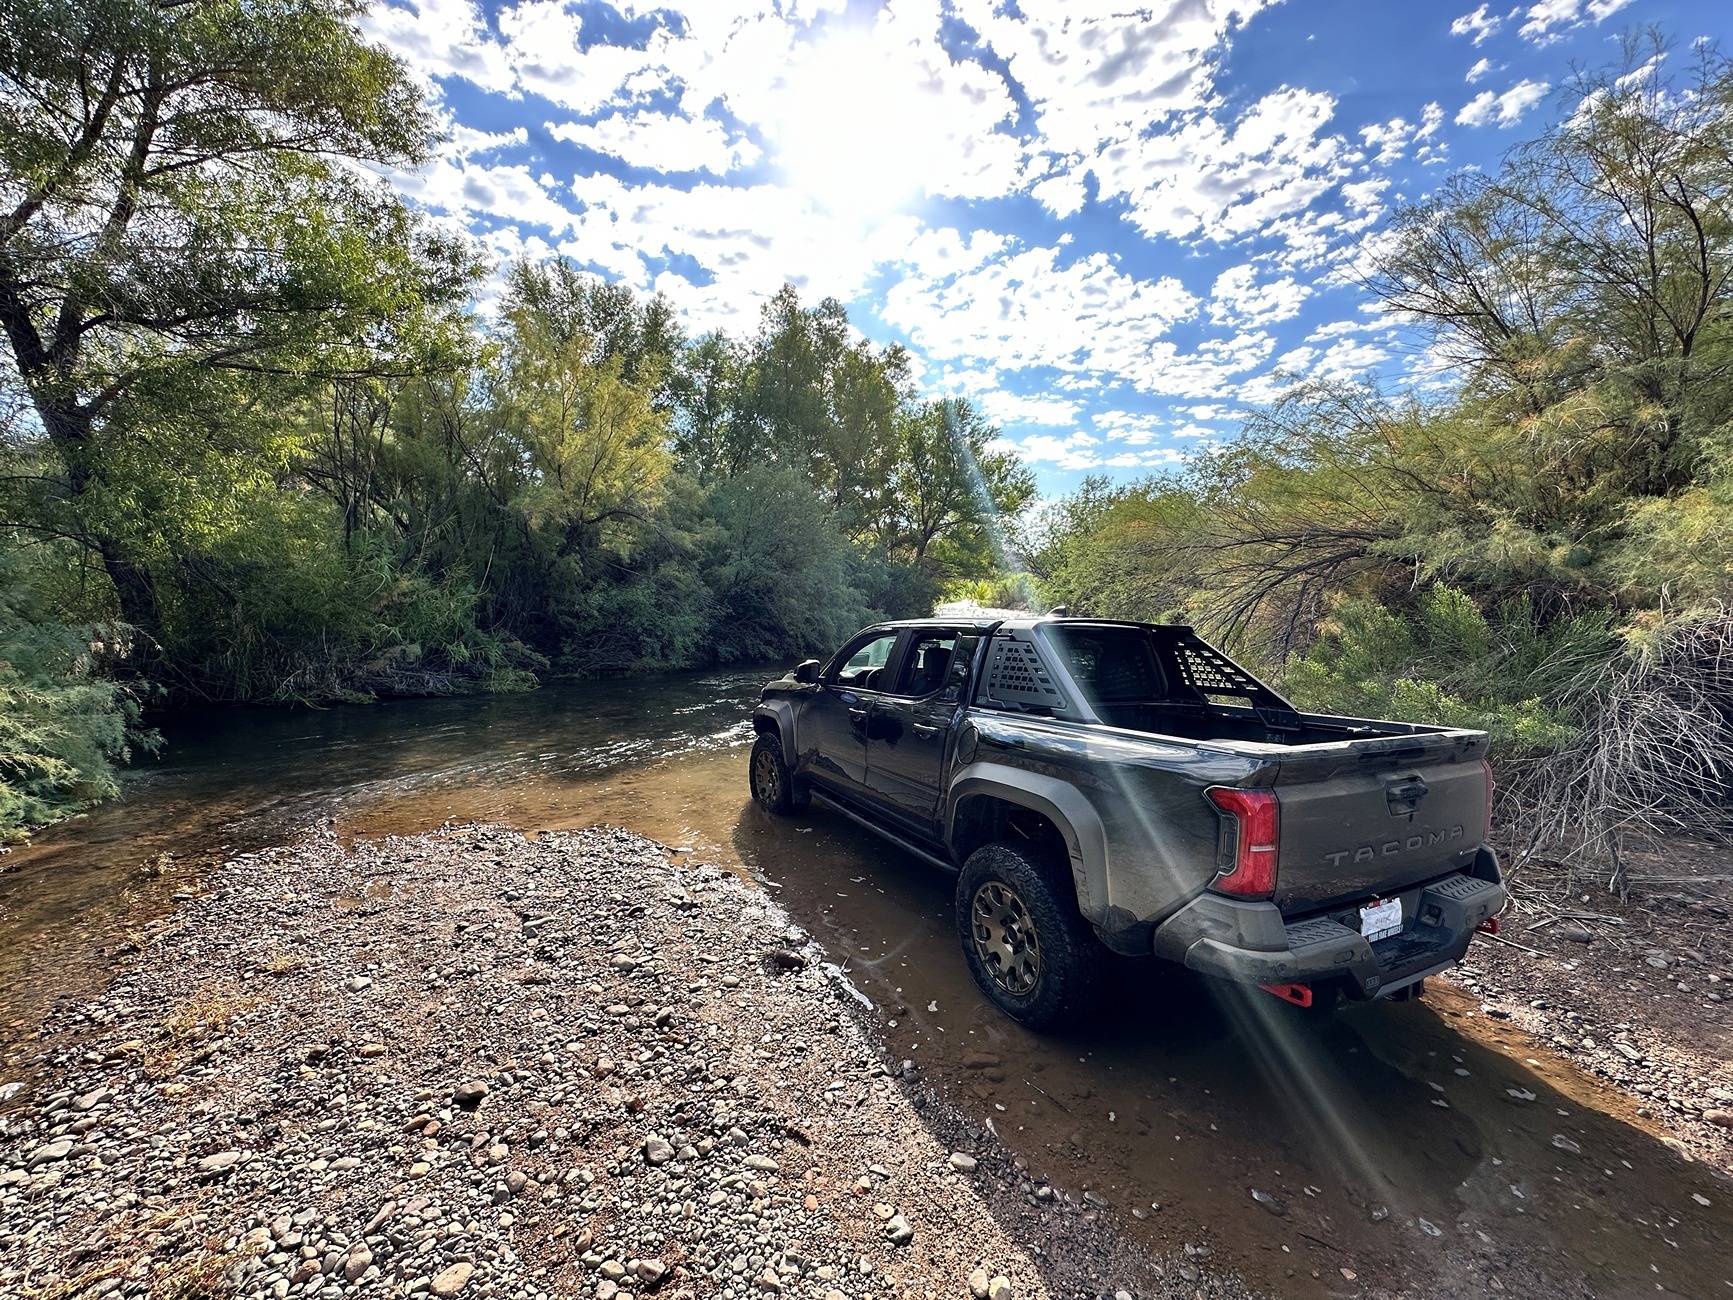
0, 0, 474, 651
887, 397, 1034, 570
671, 331, 749, 483
496, 262, 673, 566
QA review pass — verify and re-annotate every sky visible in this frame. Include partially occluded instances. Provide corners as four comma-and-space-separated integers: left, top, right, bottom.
361, 0, 1731, 495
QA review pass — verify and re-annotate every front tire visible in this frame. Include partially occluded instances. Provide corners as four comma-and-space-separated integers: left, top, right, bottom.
749, 734, 807, 814
956, 841, 1104, 1031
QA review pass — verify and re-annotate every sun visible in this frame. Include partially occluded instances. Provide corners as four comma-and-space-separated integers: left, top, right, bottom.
767, 35, 937, 219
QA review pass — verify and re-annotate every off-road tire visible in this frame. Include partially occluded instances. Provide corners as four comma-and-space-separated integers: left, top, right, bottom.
956, 840, 1104, 1031
749, 734, 807, 814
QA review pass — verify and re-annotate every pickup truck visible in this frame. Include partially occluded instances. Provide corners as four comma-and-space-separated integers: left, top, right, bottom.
749, 616, 1506, 1029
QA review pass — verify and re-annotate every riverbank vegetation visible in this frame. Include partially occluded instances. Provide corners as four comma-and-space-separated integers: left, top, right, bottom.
0, 0, 1027, 835
1029, 41, 1733, 869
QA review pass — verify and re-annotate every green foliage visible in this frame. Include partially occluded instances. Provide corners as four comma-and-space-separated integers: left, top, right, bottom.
1280, 588, 1584, 758
0, 552, 151, 840
698, 467, 875, 664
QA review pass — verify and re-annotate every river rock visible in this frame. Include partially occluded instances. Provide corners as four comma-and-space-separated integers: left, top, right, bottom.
430, 1262, 473, 1296
452, 1080, 489, 1110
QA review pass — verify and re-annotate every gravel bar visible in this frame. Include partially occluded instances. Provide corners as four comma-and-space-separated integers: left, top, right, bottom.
0, 825, 1255, 1300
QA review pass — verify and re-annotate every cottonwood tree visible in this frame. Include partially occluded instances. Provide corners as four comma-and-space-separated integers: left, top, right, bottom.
0, 0, 473, 652
887, 396, 1033, 567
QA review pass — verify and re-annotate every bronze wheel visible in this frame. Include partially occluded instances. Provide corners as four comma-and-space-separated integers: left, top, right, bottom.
748, 734, 806, 814
751, 744, 782, 806
970, 879, 1043, 996
955, 841, 1103, 1030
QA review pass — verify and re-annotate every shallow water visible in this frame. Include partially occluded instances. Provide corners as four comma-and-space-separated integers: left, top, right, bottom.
3, 671, 1728, 1297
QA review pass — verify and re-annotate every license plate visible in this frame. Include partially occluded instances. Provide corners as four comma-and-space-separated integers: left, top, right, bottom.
1360, 896, 1403, 942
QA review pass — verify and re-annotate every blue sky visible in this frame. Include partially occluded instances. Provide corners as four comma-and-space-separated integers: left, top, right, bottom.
363, 0, 1731, 494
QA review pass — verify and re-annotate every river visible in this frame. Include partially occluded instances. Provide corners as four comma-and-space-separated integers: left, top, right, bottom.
2, 668, 1727, 1297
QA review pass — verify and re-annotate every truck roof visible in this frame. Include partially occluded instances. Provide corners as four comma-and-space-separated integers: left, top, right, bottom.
872, 615, 1197, 634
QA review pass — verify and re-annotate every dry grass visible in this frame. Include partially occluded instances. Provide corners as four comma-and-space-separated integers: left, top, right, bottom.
19, 1206, 239, 1300
256, 949, 306, 976
144, 986, 264, 1080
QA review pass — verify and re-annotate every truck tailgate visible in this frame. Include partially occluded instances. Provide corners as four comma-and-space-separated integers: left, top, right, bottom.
1271, 731, 1489, 915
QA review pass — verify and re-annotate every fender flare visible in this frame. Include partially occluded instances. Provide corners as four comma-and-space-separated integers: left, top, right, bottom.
753, 700, 797, 766
945, 763, 1111, 925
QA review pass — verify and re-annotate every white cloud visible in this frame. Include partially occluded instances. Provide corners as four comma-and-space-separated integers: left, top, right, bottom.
1449, 5, 1504, 45
1466, 57, 1497, 84
881, 244, 1200, 386
979, 392, 1082, 428
1092, 88, 1348, 243
953, 0, 1280, 159
1518, 0, 1635, 45
1007, 432, 1103, 471
1208, 264, 1311, 328
546, 111, 759, 176
1457, 79, 1550, 128
363, 0, 516, 94
558, 170, 928, 333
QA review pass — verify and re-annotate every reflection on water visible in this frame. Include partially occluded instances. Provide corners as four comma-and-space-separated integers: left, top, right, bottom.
3, 670, 1729, 1298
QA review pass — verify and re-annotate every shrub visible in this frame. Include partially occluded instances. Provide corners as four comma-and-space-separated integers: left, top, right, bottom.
0, 555, 153, 840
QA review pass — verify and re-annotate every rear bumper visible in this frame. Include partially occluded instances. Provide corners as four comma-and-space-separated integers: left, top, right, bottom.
1152, 848, 1506, 1000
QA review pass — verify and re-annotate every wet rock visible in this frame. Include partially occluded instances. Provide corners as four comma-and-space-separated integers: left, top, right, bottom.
1250, 1188, 1286, 1216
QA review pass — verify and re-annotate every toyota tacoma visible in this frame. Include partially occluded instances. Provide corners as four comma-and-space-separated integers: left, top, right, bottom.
749, 616, 1505, 1029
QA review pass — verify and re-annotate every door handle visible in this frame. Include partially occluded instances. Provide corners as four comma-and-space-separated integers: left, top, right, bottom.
911, 723, 940, 737
846, 707, 868, 721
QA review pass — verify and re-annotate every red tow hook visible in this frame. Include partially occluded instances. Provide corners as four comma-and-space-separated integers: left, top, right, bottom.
1258, 982, 1314, 1008
1476, 916, 1501, 935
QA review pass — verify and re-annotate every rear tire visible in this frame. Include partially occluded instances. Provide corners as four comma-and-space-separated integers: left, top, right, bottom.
956, 841, 1104, 1031
749, 734, 807, 815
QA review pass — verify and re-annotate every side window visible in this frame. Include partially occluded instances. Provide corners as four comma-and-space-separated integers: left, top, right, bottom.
830, 631, 898, 689
891, 632, 958, 697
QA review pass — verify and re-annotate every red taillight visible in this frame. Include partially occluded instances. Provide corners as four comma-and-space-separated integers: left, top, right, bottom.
1481, 758, 1495, 838
1206, 786, 1279, 899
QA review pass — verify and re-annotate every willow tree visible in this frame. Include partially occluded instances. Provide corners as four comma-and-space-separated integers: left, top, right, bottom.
0, 0, 474, 653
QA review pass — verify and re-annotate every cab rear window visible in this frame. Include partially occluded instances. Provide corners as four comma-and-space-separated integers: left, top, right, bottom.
1042, 625, 1167, 705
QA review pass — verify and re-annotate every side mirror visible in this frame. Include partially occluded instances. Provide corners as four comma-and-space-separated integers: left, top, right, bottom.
794, 659, 821, 684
